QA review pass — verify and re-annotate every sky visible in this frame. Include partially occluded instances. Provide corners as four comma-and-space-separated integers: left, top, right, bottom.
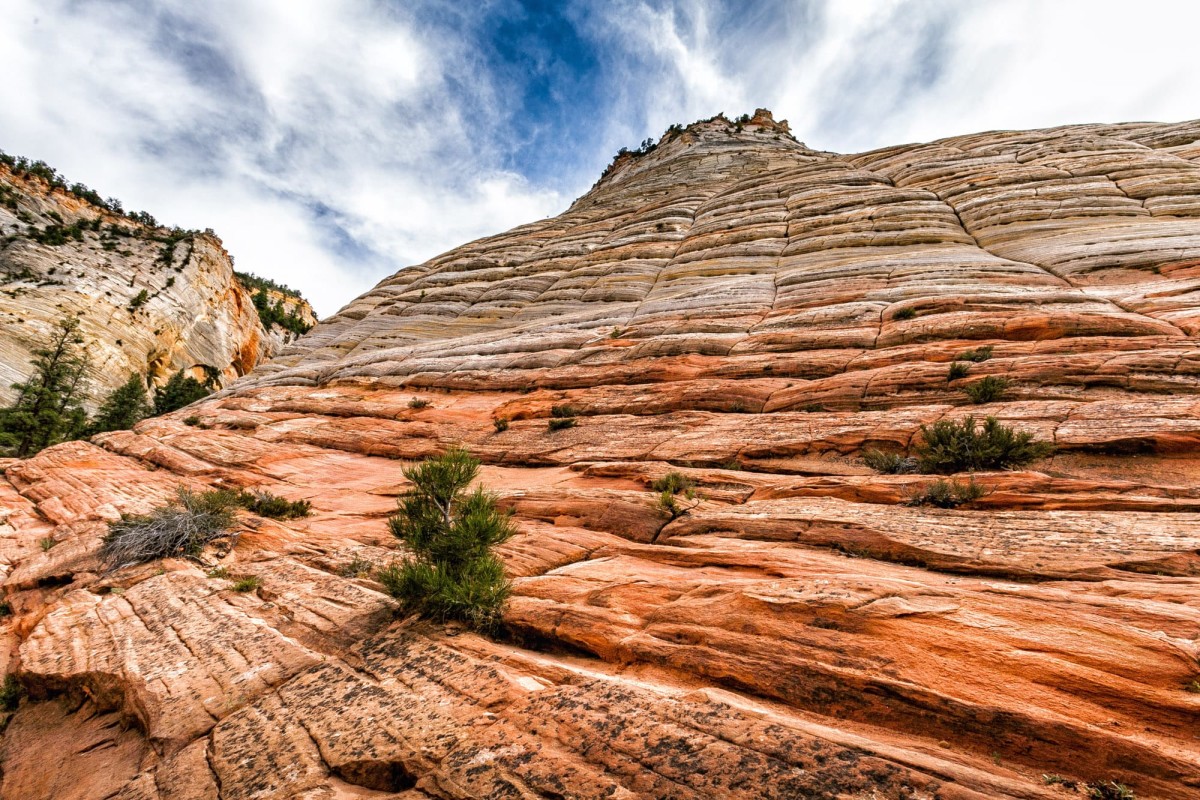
1, 0, 1197, 317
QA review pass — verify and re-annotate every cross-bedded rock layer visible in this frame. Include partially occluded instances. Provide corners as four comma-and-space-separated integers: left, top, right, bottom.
2, 112, 1200, 799
0, 164, 316, 407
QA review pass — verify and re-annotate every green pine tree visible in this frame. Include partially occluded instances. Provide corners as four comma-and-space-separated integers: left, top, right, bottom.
153, 369, 214, 416
378, 447, 515, 632
90, 372, 150, 434
0, 316, 91, 457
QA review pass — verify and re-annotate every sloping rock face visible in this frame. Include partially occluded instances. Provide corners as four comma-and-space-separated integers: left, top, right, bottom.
3, 111, 1200, 799
0, 164, 316, 406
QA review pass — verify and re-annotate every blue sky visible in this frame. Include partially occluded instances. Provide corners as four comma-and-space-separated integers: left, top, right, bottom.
1, 0, 1197, 316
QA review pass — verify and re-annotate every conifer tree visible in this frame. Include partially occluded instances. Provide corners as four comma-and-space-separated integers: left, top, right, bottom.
0, 316, 91, 457
90, 372, 150, 434
153, 369, 213, 415
379, 447, 515, 632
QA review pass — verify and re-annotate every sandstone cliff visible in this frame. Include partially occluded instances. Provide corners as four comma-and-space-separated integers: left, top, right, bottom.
3, 112, 1200, 799
0, 160, 316, 408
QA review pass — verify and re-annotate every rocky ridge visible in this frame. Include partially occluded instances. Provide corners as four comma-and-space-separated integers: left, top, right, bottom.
0, 162, 316, 407
2, 111, 1200, 799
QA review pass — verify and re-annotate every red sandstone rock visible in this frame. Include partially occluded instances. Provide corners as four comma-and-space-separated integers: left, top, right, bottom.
4, 114, 1200, 798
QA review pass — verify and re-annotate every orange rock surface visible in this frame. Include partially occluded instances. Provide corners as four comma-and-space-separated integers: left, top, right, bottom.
3, 111, 1200, 798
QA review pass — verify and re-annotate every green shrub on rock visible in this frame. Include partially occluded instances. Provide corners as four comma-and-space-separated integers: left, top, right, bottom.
233, 489, 311, 519
904, 478, 987, 508
963, 375, 1009, 404
863, 449, 917, 474
915, 415, 1053, 474
380, 448, 515, 632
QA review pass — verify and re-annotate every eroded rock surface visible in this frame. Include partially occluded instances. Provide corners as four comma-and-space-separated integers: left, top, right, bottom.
3, 112, 1200, 798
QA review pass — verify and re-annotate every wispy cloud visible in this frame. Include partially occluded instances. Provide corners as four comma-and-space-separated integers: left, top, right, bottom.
574, 0, 1200, 153
1, 1, 1196, 316
0, 0, 565, 315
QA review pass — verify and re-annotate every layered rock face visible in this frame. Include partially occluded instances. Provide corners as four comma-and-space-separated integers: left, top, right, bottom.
0, 165, 315, 407
4, 111, 1200, 799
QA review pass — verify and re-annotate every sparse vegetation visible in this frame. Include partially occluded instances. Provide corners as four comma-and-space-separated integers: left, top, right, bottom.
233, 270, 303, 299
233, 489, 312, 520
234, 272, 313, 336
1042, 774, 1075, 788
653, 472, 699, 519
948, 361, 970, 381
253, 289, 312, 336
914, 415, 1054, 474
492, 417, 509, 432
183, 415, 201, 427
408, 397, 430, 409
1085, 781, 1136, 800
956, 345, 994, 363
206, 566, 231, 579
0, 148, 192, 230
0, 675, 24, 712
231, 575, 261, 593
30, 222, 86, 246
100, 487, 241, 569
39, 537, 56, 551
338, 555, 375, 579
893, 307, 917, 320
153, 228, 190, 268
657, 490, 684, 519
0, 184, 18, 210
380, 448, 515, 632
904, 478, 987, 508
963, 375, 1009, 404
547, 404, 578, 431
651, 471, 696, 497
863, 449, 918, 474
128, 289, 149, 310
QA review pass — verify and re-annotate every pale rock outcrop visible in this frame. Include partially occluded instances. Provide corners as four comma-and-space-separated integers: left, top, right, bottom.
0, 164, 316, 407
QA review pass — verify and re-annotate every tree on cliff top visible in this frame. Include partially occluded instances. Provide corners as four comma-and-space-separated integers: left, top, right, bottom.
0, 316, 90, 457
379, 447, 515, 632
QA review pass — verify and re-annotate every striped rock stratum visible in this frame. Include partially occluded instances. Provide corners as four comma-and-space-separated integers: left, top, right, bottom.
2, 110, 1200, 799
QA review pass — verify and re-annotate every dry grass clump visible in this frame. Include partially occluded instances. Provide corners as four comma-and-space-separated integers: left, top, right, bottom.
101, 487, 239, 570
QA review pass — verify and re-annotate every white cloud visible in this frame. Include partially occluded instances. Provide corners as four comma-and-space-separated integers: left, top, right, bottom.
894, 0, 1200, 145
588, 0, 1200, 153
0, 0, 565, 316
1, 0, 1195, 318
